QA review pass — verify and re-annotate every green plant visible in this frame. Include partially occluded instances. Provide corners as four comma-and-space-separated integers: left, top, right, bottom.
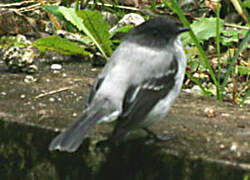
33, 35, 91, 56
243, 174, 249, 180
181, 17, 224, 46
163, 0, 219, 97
35, 5, 113, 59
163, 0, 250, 103
221, 30, 250, 95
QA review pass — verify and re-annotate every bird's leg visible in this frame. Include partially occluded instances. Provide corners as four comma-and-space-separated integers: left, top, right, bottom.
143, 128, 176, 142
96, 126, 127, 149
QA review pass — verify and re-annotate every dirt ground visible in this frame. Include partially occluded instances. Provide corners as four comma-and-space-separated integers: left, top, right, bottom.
0, 57, 250, 171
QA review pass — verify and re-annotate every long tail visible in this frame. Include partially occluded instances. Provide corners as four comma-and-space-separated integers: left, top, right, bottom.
49, 102, 110, 152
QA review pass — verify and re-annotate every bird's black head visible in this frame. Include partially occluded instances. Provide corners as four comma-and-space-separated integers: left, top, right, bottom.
126, 17, 190, 48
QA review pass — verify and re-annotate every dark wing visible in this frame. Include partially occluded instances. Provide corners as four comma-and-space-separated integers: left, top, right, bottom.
118, 57, 178, 129
87, 77, 104, 105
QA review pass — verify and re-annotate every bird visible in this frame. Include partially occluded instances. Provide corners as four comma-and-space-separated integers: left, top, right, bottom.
49, 17, 190, 152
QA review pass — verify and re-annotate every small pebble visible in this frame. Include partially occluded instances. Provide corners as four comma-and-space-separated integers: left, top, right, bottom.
236, 151, 241, 157
24, 75, 36, 83
62, 73, 67, 77
228, 83, 234, 88
53, 70, 60, 74
51, 64, 62, 70
49, 97, 55, 102
217, 132, 223, 136
76, 96, 83, 101
230, 142, 238, 152
27, 64, 38, 73
1, 92, 7, 96
204, 107, 216, 118
183, 89, 192, 94
20, 94, 26, 99
221, 113, 230, 117
219, 144, 225, 149
193, 73, 199, 78
191, 85, 202, 96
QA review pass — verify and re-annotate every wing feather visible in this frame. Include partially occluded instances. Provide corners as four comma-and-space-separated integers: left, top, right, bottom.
118, 56, 178, 129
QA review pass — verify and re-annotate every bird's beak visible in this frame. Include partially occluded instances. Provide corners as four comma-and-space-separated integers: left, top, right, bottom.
177, 27, 190, 34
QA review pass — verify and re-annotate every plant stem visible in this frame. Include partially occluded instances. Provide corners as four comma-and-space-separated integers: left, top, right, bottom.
216, 3, 222, 100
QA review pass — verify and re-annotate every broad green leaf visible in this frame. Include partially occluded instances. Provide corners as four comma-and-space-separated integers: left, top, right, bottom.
181, 17, 224, 45
76, 10, 112, 58
33, 35, 90, 56
43, 5, 85, 33
42, 5, 112, 59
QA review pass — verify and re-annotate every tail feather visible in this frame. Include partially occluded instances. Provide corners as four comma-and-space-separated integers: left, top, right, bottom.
49, 103, 108, 152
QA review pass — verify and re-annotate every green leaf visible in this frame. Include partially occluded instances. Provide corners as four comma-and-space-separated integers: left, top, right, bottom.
76, 10, 112, 58
42, 5, 112, 59
181, 17, 224, 45
44, 5, 85, 33
33, 35, 91, 56
236, 65, 250, 75
110, 25, 133, 37
221, 29, 249, 46
222, 30, 240, 46
242, 0, 250, 8
42, 5, 66, 21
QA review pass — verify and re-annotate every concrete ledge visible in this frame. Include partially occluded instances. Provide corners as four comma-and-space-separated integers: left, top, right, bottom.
0, 61, 250, 179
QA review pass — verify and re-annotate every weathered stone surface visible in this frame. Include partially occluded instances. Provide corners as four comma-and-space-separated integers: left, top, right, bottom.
0, 59, 249, 179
